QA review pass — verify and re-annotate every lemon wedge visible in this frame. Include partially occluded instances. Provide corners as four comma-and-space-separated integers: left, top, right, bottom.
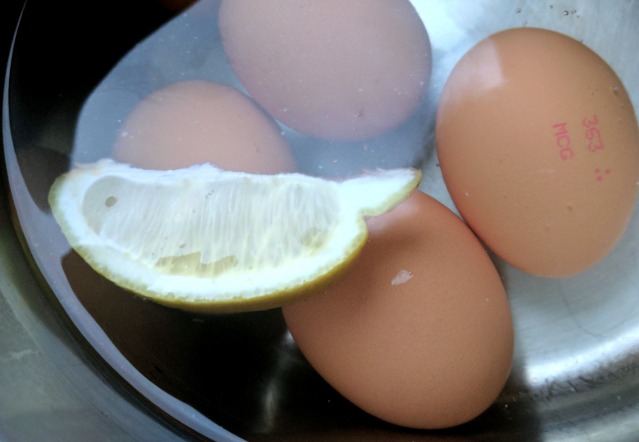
48, 160, 421, 312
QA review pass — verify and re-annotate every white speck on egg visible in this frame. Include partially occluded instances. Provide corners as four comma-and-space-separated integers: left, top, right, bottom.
391, 269, 413, 286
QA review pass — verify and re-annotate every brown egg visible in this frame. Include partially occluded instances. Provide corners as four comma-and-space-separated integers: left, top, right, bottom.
113, 80, 296, 173
436, 28, 639, 277
218, 0, 431, 141
282, 190, 514, 429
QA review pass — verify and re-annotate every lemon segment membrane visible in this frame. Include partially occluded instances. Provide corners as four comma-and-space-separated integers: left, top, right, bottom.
48, 160, 421, 312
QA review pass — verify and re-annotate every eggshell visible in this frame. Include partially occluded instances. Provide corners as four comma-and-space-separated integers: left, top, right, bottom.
282, 191, 514, 429
436, 28, 639, 277
218, 0, 431, 141
113, 80, 296, 173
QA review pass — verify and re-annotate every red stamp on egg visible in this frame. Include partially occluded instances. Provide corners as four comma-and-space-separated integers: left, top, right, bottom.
552, 122, 574, 160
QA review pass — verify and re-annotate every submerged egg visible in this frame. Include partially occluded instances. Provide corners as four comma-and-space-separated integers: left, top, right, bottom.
218, 0, 431, 141
283, 191, 514, 429
113, 80, 296, 173
436, 27, 639, 277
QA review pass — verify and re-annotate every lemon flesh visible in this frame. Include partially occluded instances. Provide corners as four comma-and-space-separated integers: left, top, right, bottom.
49, 160, 421, 312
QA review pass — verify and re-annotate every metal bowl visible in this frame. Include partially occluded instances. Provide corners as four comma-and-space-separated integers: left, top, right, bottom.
2, 1, 639, 440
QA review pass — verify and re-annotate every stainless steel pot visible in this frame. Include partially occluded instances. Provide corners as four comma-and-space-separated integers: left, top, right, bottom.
2, 1, 639, 441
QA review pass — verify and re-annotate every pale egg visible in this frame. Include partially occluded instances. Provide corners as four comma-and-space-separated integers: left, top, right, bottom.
113, 80, 296, 173
218, 0, 431, 141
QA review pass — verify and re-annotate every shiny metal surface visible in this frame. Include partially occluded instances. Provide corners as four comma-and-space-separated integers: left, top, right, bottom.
2, 0, 639, 441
